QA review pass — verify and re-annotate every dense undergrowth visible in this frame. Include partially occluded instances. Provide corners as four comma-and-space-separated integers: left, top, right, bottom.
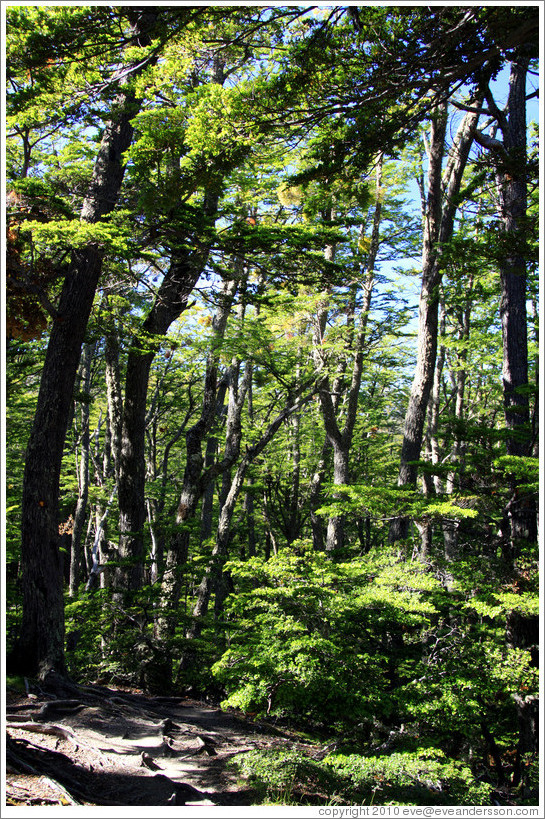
234, 748, 493, 806
8, 536, 536, 807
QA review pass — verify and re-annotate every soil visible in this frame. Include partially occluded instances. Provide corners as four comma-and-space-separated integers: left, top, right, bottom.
5, 682, 317, 807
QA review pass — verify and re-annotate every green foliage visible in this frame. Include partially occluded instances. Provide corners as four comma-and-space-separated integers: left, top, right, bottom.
64, 585, 169, 685
324, 749, 493, 805
209, 539, 536, 799
235, 749, 339, 804
26, 215, 133, 256
213, 546, 389, 724
492, 456, 539, 492
316, 483, 480, 526
6, 6, 539, 810
465, 591, 538, 620
235, 747, 492, 805
214, 546, 433, 724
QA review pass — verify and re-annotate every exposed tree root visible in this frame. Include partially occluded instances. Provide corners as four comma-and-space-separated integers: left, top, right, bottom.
5, 681, 305, 806
7, 721, 83, 748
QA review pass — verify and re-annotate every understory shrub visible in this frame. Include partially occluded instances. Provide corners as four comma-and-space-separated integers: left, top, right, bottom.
235, 747, 493, 806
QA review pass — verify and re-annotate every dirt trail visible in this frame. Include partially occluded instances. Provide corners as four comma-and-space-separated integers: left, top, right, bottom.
6, 684, 314, 806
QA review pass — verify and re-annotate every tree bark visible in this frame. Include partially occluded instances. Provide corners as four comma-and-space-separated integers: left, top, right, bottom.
155, 274, 239, 645
104, 320, 123, 484
495, 59, 536, 552
475, 58, 538, 787
115, 193, 219, 594
439, 276, 473, 578
69, 342, 94, 597
12, 9, 160, 679
390, 102, 481, 542
445, 282, 472, 495
424, 299, 446, 496
473, 58, 537, 553
286, 402, 302, 545
309, 439, 330, 551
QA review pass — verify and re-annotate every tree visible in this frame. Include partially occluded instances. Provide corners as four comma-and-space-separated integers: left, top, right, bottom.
9, 7, 163, 679
389, 101, 483, 542
312, 158, 384, 553
68, 341, 94, 597
472, 56, 538, 553
5, 8, 539, 802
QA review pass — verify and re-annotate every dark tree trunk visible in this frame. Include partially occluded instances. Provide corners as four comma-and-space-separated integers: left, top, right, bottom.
426, 299, 446, 495
17, 244, 105, 677
155, 276, 238, 644
115, 198, 219, 594
200, 434, 220, 545
11, 9, 160, 679
494, 60, 537, 553
309, 440, 329, 551
473, 58, 537, 554
69, 342, 94, 597
198, 275, 242, 546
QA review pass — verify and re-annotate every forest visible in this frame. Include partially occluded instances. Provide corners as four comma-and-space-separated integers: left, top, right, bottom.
4, 3, 540, 810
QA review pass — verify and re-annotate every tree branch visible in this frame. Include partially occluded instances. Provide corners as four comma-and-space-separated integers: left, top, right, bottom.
473, 129, 508, 157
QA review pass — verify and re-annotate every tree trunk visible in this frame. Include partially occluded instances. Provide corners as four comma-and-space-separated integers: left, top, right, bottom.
183, 390, 315, 658
473, 58, 537, 554
243, 477, 257, 558
69, 342, 94, 597
313, 159, 383, 554
285, 390, 302, 545
115, 55, 230, 592
115, 196, 219, 594
494, 59, 537, 553
390, 102, 481, 543
445, 283, 472, 495
200, 435, 219, 544
325, 442, 349, 552
426, 299, 446, 495
177, 353, 252, 641
12, 10, 159, 678
441, 277, 473, 576
390, 104, 448, 542
309, 439, 329, 551
155, 275, 239, 644
104, 321, 123, 484
85, 487, 117, 592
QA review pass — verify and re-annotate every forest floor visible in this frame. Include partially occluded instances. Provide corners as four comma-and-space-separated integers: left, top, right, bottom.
6, 682, 318, 807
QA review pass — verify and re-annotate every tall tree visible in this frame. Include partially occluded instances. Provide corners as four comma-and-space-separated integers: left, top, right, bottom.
10, 7, 162, 679
472, 56, 538, 553
390, 102, 483, 542
115, 184, 221, 594
314, 158, 384, 553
